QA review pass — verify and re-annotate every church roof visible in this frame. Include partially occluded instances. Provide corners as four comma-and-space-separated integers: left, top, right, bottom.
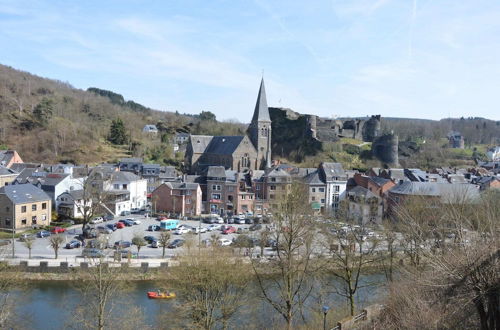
189, 135, 214, 154
205, 136, 245, 155
251, 78, 271, 122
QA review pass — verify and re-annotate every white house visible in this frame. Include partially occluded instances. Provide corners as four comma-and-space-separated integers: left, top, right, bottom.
105, 171, 148, 215
318, 162, 347, 214
56, 190, 91, 219
143, 125, 158, 135
487, 146, 500, 161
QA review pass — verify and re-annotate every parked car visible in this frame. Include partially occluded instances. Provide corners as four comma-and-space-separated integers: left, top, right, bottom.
87, 239, 108, 249
174, 227, 191, 235
106, 223, 117, 231
236, 227, 249, 234
207, 224, 222, 231
143, 236, 156, 243
37, 230, 51, 238
245, 218, 254, 224
235, 218, 246, 225
130, 208, 140, 214
121, 210, 131, 216
151, 240, 159, 248
219, 238, 232, 246
148, 225, 161, 231
222, 226, 236, 235
249, 224, 262, 231
104, 214, 114, 221
19, 234, 35, 242
115, 222, 125, 229
0, 239, 10, 246
114, 240, 132, 248
51, 227, 66, 234
65, 240, 81, 249
118, 219, 133, 227
90, 217, 104, 224
191, 227, 207, 234
97, 226, 113, 234
156, 216, 168, 221
130, 219, 141, 225
82, 248, 105, 258
168, 239, 184, 249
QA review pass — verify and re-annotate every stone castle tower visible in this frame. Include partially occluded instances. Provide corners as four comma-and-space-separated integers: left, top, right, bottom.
247, 78, 272, 169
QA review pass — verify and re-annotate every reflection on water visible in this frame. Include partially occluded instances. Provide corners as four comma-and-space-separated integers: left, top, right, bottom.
14, 274, 386, 329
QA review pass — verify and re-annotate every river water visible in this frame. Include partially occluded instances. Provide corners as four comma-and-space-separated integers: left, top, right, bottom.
13, 274, 386, 329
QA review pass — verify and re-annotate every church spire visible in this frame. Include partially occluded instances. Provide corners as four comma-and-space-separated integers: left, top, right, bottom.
251, 78, 271, 123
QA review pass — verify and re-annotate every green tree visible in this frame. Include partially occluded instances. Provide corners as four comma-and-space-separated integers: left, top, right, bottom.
132, 234, 147, 259
107, 118, 128, 145
33, 97, 54, 124
198, 110, 216, 121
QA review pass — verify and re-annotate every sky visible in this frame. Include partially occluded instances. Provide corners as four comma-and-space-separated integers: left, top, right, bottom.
1, 0, 499, 122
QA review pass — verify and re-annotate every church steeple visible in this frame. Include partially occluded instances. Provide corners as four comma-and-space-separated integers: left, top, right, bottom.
247, 78, 272, 169
251, 78, 271, 122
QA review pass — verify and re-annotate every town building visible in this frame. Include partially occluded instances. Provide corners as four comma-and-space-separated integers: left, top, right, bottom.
0, 184, 51, 231
56, 190, 91, 219
345, 186, 383, 225
151, 182, 202, 216
142, 125, 158, 135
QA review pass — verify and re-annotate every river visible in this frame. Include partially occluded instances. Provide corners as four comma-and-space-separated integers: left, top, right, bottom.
12, 274, 386, 329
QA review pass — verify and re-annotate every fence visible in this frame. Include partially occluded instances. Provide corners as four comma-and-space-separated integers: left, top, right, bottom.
331, 305, 383, 330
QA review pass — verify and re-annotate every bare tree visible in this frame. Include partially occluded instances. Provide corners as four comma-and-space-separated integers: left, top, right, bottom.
132, 234, 146, 259
49, 234, 65, 259
251, 183, 318, 330
166, 247, 251, 329
157, 231, 170, 258
23, 237, 35, 259
323, 221, 380, 316
70, 259, 130, 330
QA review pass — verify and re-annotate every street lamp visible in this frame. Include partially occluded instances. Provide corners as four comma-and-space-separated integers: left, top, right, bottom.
322, 305, 330, 330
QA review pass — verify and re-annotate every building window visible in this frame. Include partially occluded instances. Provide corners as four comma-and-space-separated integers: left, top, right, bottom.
21, 219, 27, 225
21, 206, 26, 213
212, 185, 221, 191
270, 194, 275, 200
5, 219, 11, 226
334, 186, 340, 192
123, 184, 128, 190
241, 195, 246, 200
249, 195, 253, 200
5, 206, 9, 212
333, 195, 340, 202
211, 193, 221, 200
114, 184, 119, 190
271, 178, 276, 182
256, 185, 260, 191
42, 214, 47, 221
270, 185, 276, 191
32, 216, 37, 225
311, 188, 316, 193
321, 199, 325, 203
319, 188, 325, 193
42, 203, 47, 210
32, 204, 37, 211
227, 186, 234, 192
186, 199, 191, 204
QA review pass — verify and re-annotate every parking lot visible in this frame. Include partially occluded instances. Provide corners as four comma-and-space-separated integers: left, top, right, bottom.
6, 214, 272, 260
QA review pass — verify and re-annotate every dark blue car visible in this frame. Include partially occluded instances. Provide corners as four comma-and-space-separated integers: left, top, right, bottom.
106, 223, 117, 231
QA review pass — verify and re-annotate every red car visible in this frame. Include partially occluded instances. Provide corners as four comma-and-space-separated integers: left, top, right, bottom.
51, 227, 65, 234
115, 222, 125, 229
222, 226, 236, 235
156, 216, 167, 221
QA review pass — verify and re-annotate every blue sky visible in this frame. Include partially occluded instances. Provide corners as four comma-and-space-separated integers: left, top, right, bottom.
1, 0, 499, 122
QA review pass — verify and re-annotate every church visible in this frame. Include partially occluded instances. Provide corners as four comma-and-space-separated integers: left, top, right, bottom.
185, 78, 272, 174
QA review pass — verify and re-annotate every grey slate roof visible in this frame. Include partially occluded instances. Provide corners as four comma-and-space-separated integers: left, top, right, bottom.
0, 183, 50, 204
189, 135, 214, 154
205, 136, 245, 155
251, 78, 271, 122
119, 158, 143, 163
320, 162, 346, 181
303, 171, 324, 185
111, 171, 141, 182
348, 186, 379, 201
0, 165, 17, 176
264, 166, 291, 178
369, 176, 391, 186
390, 182, 480, 203
207, 166, 226, 178
166, 182, 199, 190
59, 189, 84, 201
0, 150, 15, 166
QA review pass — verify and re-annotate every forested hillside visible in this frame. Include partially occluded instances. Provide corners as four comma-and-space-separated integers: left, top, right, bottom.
0, 64, 244, 165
